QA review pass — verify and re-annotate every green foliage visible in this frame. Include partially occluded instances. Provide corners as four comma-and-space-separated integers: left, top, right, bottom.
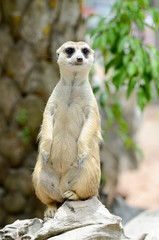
16, 108, 31, 144
89, 0, 159, 151
16, 108, 28, 126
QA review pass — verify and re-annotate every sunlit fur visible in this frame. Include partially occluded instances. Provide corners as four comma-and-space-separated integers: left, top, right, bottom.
33, 41, 101, 217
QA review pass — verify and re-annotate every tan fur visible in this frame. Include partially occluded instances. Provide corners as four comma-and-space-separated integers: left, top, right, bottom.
33, 41, 102, 217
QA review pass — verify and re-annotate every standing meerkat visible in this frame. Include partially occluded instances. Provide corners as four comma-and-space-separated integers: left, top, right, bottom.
33, 41, 102, 217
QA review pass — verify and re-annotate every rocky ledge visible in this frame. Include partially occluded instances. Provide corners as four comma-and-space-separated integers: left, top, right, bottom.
0, 197, 128, 240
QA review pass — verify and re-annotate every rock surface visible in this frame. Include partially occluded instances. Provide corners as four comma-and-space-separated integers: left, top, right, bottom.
0, 197, 128, 240
125, 209, 159, 240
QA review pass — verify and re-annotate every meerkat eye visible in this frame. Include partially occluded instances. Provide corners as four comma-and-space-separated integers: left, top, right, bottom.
82, 48, 90, 56
65, 47, 75, 56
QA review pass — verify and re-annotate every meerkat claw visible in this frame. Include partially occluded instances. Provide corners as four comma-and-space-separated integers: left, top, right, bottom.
77, 153, 86, 167
41, 150, 50, 165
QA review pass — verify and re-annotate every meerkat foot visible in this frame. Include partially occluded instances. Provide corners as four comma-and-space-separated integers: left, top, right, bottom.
77, 153, 86, 167
44, 204, 57, 218
63, 191, 79, 200
41, 149, 50, 165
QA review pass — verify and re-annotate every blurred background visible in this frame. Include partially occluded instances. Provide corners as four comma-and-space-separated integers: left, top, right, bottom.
0, 0, 159, 228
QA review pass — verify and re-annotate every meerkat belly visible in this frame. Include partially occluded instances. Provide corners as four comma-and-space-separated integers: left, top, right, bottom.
50, 102, 84, 173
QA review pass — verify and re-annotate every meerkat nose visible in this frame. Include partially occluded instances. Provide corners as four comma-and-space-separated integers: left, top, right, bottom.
77, 57, 83, 62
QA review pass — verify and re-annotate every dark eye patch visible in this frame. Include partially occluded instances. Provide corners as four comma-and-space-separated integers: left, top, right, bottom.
65, 47, 75, 57
82, 48, 90, 56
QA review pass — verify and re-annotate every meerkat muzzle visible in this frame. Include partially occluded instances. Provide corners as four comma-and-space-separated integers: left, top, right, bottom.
77, 56, 83, 62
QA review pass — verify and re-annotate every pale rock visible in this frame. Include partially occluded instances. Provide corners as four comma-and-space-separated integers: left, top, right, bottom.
5, 41, 36, 90
19, 0, 56, 57
0, 197, 128, 240
50, 0, 85, 59
57, 0, 81, 29
24, 61, 59, 101
124, 209, 159, 240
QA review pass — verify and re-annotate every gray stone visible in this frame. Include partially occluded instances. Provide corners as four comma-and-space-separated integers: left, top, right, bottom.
0, 0, 28, 26
4, 168, 33, 196
0, 77, 21, 120
113, 195, 144, 225
0, 197, 128, 240
0, 155, 8, 184
0, 25, 13, 65
0, 208, 6, 227
0, 112, 6, 134
3, 192, 26, 214
0, 129, 27, 167
13, 94, 45, 141
24, 151, 37, 169
50, 0, 85, 59
124, 209, 159, 240
5, 41, 36, 90
24, 61, 59, 101
19, 0, 56, 57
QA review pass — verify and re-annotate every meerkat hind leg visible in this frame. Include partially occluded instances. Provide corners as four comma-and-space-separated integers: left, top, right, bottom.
44, 203, 57, 218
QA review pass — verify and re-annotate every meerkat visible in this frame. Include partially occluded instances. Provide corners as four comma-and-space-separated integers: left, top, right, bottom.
33, 41, 102, 218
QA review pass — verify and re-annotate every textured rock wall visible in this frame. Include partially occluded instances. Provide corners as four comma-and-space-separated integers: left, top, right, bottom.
0, 0, 85, 227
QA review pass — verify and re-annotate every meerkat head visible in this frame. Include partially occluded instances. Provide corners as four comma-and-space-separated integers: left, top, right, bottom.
56, 41, 94, 73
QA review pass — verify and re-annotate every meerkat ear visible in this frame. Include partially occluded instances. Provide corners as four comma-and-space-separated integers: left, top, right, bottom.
56, 47, 61, 59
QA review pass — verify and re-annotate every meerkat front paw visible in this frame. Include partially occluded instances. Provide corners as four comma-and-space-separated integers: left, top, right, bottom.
63, 190, 79, 200
41, 149, 50, 165
44, 204, 57, 218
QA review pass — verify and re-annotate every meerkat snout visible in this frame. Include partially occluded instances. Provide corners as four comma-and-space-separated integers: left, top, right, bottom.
77, 56, 83, 62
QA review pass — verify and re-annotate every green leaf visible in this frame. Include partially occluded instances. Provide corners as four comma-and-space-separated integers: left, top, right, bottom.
127, 62, 137, 77
117, 36, 129, 53
112, 67, 127, 89
92, 35, 101, 50
127, 77, 137, 97
138, 0, 150, 8
135, 48, 145, 75
119, 23, 130, 36
99, 92, 108, 107
123, 54, 132, 65
93, 86, 100, 95
137, 87, 147, 111
135, 18, 145, 30
104, 107, 114, 128
133, 142, 144, 159
118, 119, 128, 133
149, 8, 159, 27
100, 32, 108, 48
105, 82, 110, 93
108, 28, 117, 45
105, 57, 116, 73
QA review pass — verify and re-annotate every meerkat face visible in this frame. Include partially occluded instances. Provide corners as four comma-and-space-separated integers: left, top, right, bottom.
56, 41, 94, 72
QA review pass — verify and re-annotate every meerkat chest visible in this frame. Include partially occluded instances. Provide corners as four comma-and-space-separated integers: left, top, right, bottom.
52, 84, 90, 130
56, 84, 89, 110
